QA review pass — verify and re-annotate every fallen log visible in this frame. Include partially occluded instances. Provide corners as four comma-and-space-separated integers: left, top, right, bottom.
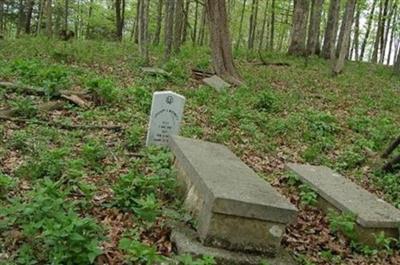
192, 69, 214, 80
0, 81, 88, 97
0, 115, 122, 131
383, 155, 400, 172
0, 101, 65, 118
382, 136, 400, 158
60, 94, 90, 108
258, 51, 291, 67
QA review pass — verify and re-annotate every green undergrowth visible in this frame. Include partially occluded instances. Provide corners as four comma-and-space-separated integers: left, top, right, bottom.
0, 38, 399, 264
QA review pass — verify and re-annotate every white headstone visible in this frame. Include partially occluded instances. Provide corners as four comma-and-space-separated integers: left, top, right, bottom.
146, 91, 186, 146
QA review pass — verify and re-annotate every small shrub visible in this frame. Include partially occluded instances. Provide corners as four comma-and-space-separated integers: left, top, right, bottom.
126, 125, 144, 150
327, 210, 357, 240
86, 78, 119, 104
0, 172, 15, 198
118, 238, 164, 265
131, 86, 152, 113
254, 91, 280, 112
81, 139, 107, 172
10, 98, 38, 118
299, 184, 318, 206
177, 254, 217, 265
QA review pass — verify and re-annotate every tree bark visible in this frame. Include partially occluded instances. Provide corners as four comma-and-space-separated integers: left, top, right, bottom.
45, 0, 53, 37
360, 0, 377, 60
192, 0, 199, 43
387, 4, 397, 65
17, 0, 25, 37
173, 0, 184, 52
353, 2, 361, 60
153, 0, 163, 45
139, 0, 149, 64
258, 0, 269, 51
64, 0, 68, 31
248, 0, 259, 50
332, 0, 357, 75
115, 0, 125, 41
235, 0, 247, 51
269, 0, 275, 50
307, 0, 324, 55
380, 0, 390, 64
288, 0, 310, 56
205, 0, 241, 85
24, 0, 34, 34
164, 0, 175, 60
395, 46, 400, 75
372, 0, 383, 63
321, 0, 340, 59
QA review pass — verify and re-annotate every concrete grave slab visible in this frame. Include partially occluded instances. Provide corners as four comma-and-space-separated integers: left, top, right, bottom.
146, 91, 185, 146
202, 75, 231, 92
169, 136, 297, 255
286, 163, 400, 243
171, 223, 297, 265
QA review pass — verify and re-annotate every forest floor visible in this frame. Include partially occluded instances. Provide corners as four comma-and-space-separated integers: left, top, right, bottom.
0, 38, 400, 265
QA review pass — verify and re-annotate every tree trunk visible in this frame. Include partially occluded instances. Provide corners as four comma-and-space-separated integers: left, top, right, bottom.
321, 0, 340, 59
192, 0, 199, 43
360, 0, 377, 60
45, 0, 52, 37
394, 46, 400, 74
164, 0, 175, 60
205, 0, 241, 85
86, 0, 93, 38
382, 0, 393, 64
63, 0, 68, 31
235, 0, 247, 51
198, 4, 206, 45
24, 0, 34, 34
332, 0, 357, 75
288, 0, 310, 56
307, 0, 324, 55
153, 0, 163, 45
134, 0, 141, 43
139, 0, 149, 64
387, 4, 397, 65
269, 0, 275, 50
182, 0, 190, 43
173, 0, 184, 52
380, 0, 390, 64
115, 0, 125, 41
17, 0, 25, 37
372, 0, 383, 63
353, 2, 361, 60
258, 0, 269, 51
248, 0, 259, 50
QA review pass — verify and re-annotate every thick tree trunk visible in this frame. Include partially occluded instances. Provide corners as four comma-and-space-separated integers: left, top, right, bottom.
205, 0, 241, 85
235, 0, 247, 51
164, 0, 175, 60
307, 0, 324, 55
173, 0, 184, 52
321, 0, 340, 59
139, 0, 149, 64
153, 0, 163, 45
332, 0, 357, 75
288, 0, 310, 56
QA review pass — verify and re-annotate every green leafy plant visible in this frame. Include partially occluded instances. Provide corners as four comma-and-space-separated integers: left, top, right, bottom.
374, 232, 397, 254
254, 90, 280, 112
0, 172, 15, 198
1, 179, 103, 264
118, 238, 164, 265
327, 210, 357, 240
299, 184, 318, 206
81, 139, 107, 172
126, 125, 144, 150
10, 98, 38, 118
131, 86, 152, 113
177, 254, 216, 265
87, 78, 119, 104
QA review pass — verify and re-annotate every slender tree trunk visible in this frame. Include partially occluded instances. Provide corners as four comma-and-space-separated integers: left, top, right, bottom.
115, 0, 125, 41
198, 4, 206, 45
321, 0, 340, 59
86, 0, 93, 38
288, 0, 310, 56
153, 0, 163, 45
307, 0, 324, 55
139, 0, 149, 64
360, 0, 377, 60
372, 0, 383, 63
353, 2, 361, 60
248, 0, 259, 50
395, 45, 400, 74
192, 0, 199, 43
24, 0, 34, 34
134, 0, 141, 43
17, 0, 25, 37
182, 0, 190, 43
205, 0, 241, 85
45, 0, 52, 37
0, 0, 4, 36
333, 0, 357, 75
380, 0, 390, 63
164, 0, 175, 60
37, 0, 44, 34
258, 0, 269, 51
387, 4, 397, 65
235, 0, 247, 51
382, 0, 393, 64
173, 0, 184, 52
270, 0, 275, 50
64, 0, 68, 31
